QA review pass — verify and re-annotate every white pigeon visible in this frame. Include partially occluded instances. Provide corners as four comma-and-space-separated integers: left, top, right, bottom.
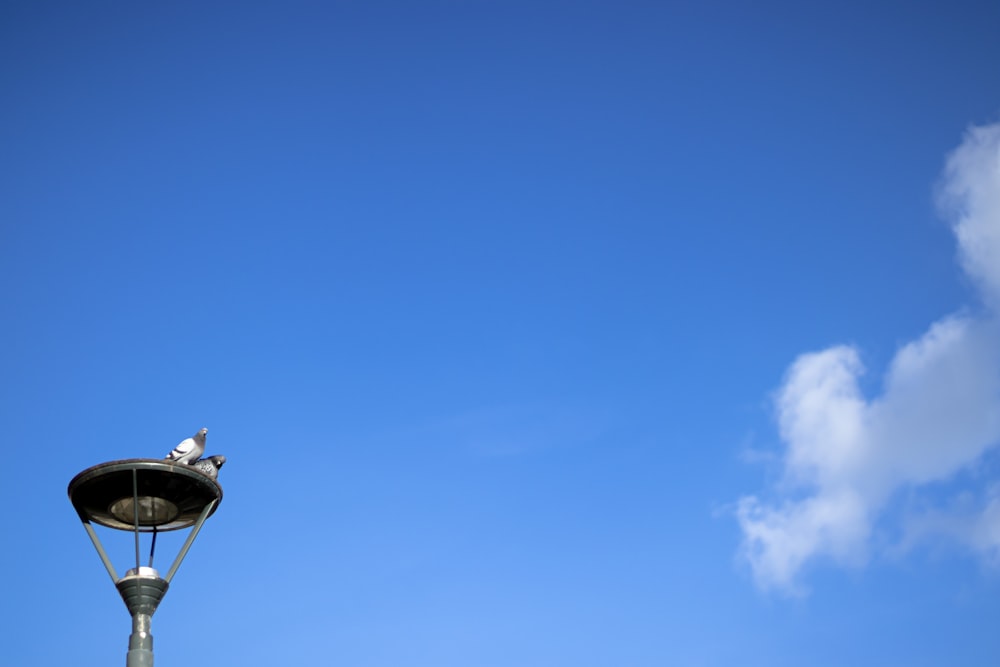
165, 428, 208, 464
191, 455, 226, 480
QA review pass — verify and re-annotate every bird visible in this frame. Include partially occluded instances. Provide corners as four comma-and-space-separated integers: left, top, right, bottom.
165, 428, 208, 464
191, 455, 226, 479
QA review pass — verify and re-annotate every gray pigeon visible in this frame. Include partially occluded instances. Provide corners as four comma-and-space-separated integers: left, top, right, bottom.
165, 428, 208, 464
191, 455, 226, 479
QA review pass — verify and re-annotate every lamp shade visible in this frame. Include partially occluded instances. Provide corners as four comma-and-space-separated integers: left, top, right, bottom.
69, 459, 222, 532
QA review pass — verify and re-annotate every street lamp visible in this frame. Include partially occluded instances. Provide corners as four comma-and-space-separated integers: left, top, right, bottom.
68, 459, 223, 667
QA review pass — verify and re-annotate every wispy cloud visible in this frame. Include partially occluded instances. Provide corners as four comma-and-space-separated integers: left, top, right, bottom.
736, 122, 1000, 593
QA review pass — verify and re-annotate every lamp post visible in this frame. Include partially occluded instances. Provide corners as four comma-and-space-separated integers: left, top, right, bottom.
68, 459, 223, 667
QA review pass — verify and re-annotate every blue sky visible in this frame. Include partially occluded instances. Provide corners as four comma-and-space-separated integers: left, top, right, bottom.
2, 1, 1000, 665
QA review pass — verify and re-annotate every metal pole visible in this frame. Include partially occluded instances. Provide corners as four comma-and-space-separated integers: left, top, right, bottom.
116, 573, 167, 667
126, 612, 154, 667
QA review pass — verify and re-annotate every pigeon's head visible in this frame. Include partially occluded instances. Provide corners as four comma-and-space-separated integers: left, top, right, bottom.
194, 427, 208, 442
210, 455, 226, 469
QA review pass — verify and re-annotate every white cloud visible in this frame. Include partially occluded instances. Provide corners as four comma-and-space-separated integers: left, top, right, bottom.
938, 123, 1000, 307
896, 485, 1000, 561
738, 489, 870, 595
737, 122, 1000, 593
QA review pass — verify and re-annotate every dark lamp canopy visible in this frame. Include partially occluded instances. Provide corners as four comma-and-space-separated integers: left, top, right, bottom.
68, 459, 222, 531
